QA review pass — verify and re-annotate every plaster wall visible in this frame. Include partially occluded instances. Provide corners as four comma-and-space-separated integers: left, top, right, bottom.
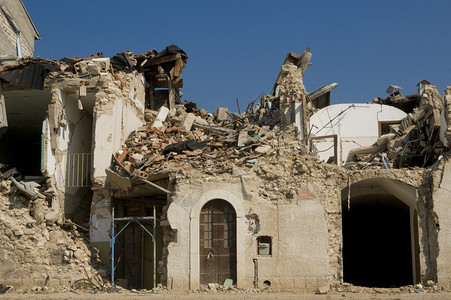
166, 180, 330, 291
90, 73, 145, 247
309, 104, 407, 165
40, 89, 94, 218
247, 201, 330, 290
92, 75, 145, 181
432, 158, 451, 289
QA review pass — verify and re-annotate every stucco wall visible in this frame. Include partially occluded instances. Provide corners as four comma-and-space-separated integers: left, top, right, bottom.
92, 73, 145, 181
309, 104, 407, 165
166, 180, 330, 291
432, 158, 451, 289
90, 72, 145, 246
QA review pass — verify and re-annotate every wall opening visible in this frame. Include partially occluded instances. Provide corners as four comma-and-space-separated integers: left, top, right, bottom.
113, 197, 165, 290
199, 199, 237, 285
257, 236, 272, 256
341, 178, 419, 287
0, 88, 51, 176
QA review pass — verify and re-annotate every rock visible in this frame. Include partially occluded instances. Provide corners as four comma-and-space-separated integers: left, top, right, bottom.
13, 228, 23, 236
317, 286, 329, 294
45, 211, 60, 226
426, 280, 435, 287
208, 283, 217, 292
181, 113, 195, 131
73, 249, 85, 260
151, 106, 170, 128
214, 107, 228, 121
255, 145, 272, 154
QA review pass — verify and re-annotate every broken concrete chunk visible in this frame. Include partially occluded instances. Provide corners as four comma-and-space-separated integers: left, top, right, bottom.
181, 113, 195, 131
105, 168, 133, 191
214, 107, 228, 121
194, 116, 209, 126
45, 211, 59, 226
151, 106, 170, 128
238, 130, 253, 147
255, 145, 272, 154
131, 153, 144, 162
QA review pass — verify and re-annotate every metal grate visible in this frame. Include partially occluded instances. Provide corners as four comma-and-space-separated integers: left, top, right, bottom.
66, 153, 91, 187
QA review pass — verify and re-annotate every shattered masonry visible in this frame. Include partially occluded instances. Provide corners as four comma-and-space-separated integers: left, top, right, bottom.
0, 39, 451, 295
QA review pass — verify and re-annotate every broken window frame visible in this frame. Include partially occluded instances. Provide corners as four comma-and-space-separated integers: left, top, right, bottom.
310, 134, 338, 164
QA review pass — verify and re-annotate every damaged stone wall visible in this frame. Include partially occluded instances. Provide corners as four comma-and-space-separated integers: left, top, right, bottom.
161, 124, 440, 291
0, 178, 106, 291
278, 64, 306, 128
109, 74, 450, 291
428, 156, 451, 289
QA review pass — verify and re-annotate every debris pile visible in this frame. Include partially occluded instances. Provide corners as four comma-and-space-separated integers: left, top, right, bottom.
0, 178, 106, 291
108, 102, 289, 183
329, 281, 445, 295
346, 82, 446, 169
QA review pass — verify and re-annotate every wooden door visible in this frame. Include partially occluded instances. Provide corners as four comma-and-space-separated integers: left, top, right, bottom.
199, 199, 237, 285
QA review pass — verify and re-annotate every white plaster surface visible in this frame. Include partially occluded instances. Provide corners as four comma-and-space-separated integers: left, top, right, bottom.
433, 159, 451, 289
166, 181, 331, 291
90, 191, 112, 243
309, 104, 407, 165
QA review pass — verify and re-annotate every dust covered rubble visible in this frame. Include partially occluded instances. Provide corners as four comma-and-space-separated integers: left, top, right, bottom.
0, 178, 106, 293
345, 81, 448, 170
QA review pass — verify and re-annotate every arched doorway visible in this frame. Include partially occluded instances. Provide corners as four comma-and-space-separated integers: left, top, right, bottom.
199, 199, 237, 285
341, 178, 419, 287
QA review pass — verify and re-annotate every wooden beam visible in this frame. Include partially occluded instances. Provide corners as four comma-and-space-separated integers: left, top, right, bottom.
168, 80, 175, 110
302, 94, 308, 142
308, 83, 338, 100
297, 47, 312, 77
144, 53, 181, 66
170, 57, 184, 78
141, 178, 172, 194
151, 77, 183, 89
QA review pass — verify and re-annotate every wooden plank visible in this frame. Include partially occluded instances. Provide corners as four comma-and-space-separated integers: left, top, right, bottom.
308, 83, 338, 101
170, 57, 184, 78
144, 53, 181, 66
151, 77, 183, 89
0, 83, 7, 128
302, 94, 307, 142
168, 80, 175, 110
140, 178, 172, 195
297, 47, 312, 76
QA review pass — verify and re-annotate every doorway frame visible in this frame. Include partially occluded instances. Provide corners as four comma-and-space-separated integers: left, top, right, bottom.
341, 177, 420, 285
189, 190, 245, 290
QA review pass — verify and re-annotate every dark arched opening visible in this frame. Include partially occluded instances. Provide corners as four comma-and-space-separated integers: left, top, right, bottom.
342, 194, 413, 287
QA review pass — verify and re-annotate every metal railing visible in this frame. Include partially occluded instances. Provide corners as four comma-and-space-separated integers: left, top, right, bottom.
66, 153, 92, 187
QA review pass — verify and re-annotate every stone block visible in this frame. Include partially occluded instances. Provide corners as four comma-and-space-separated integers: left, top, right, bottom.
151, 106, 169, 128
181, 113, 195, 131
213, 107, 228, 121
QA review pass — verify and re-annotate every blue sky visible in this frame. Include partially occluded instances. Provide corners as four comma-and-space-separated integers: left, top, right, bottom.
23, 0, 451, 113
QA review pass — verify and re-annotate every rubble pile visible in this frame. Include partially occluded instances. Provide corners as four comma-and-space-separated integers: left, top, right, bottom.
346, 82, 446, 169
0, 178, 106, 291
109, 101, 294, 182
329, 281, 445, 295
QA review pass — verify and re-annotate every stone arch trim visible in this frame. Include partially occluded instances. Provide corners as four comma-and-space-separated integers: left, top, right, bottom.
340, 176, 417, 208
189, 190, 245, 290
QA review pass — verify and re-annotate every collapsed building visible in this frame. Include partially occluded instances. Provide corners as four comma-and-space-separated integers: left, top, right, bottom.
0, 19, 450, 292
